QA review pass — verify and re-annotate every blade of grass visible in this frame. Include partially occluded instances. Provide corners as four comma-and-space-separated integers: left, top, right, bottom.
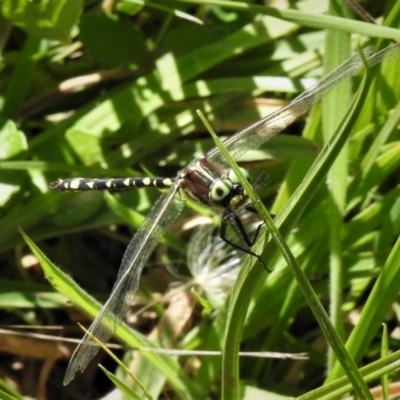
2, 36, 41, 119
176, 0, 400, 40
381, 324, 389, 400
0, 379, 23, 400
79, 323, 153, 400
322, 1, 352, 371
99, 367, 143, 400
327, 232, 400, 381
360, 98, 400, 175
298, 349, 400, 399
0, 389, 21, 400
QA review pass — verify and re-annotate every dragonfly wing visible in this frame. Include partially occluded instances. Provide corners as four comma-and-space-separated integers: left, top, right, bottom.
206, 44, 400, 165
64, 180, 184, 385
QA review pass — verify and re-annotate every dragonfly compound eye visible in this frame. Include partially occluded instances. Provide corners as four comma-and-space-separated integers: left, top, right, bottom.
210, 179, 233, 202
228, 167, 251, 184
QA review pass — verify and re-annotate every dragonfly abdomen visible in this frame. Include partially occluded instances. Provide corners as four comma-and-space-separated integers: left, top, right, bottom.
49, 177, 175, 191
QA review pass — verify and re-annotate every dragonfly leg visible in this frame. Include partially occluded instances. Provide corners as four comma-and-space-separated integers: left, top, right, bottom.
225, 205, 264, 245
220, 213, 271, 272
252, 173, 268, 190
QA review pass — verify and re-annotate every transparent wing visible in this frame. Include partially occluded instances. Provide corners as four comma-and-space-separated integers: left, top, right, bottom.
64, 180, 184, 385
206, 44, 400, 165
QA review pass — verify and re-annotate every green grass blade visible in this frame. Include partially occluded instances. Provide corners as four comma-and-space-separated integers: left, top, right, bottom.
327, 233, 400, 381
176, 0, 400, 40
322, 3, 352, 371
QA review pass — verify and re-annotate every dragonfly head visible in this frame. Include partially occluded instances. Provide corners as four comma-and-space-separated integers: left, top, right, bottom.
209, 167, 251, 208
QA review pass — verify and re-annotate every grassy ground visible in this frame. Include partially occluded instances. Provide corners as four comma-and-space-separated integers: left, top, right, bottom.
1, 1, 400, 399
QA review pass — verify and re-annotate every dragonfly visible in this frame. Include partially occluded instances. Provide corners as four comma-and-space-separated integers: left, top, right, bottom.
50, 44, 400, 385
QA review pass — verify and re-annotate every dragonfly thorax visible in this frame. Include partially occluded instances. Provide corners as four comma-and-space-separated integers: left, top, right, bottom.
180, 157, 251, 210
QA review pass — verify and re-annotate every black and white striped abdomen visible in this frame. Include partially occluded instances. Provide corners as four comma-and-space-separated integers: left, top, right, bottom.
49, 177, 175, 191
